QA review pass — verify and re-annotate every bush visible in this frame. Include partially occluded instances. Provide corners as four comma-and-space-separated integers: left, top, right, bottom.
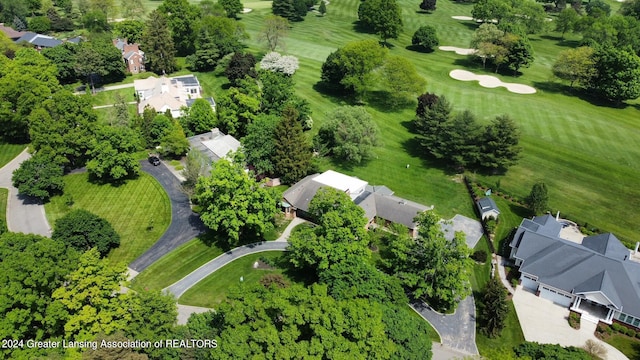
612, 323, 625, 333
63, 194, 74, 207
583, 339, 607, 359
568, 312, 581, 329
472, 249, 488, 263
511, 278, 519, 288
625, 328, 636, 337
485, 218, 498, 234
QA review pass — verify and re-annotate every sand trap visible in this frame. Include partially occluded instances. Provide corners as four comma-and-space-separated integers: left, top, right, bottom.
439, 46, 477, 55
451, 15, 473, 20
449, 69, 537, 94
242, 8, 253, 13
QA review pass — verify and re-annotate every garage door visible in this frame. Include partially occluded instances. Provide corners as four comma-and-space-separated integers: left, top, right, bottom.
539, 286, 573, 307
521, 276, 538, 291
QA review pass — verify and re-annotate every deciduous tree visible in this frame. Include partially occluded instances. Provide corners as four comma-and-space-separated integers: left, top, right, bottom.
193, 158, 277, 245
186, 15, 245, 71
259, 51, 299, 75
52, 209, 120, 257
381, 55, 427, 105
180, 98, 217, 136
552, 46, 596, 88
261, 15, 289, 51
315, 105, 379, 164
216, 86, 261, 137
555, 7, 578, 39
241, 114, 279, 175
86, 126, 141, 182
113, 19, 145, 44
42, 42, 78, 84
590, 45, 640, 103
120, 0, 145, 19
158, 0, 201, 55
12, 153, 65, 201
357, 0, 403, 43
219, 0, 243, 18
411, 25, 439, 51
225, 52, 257, 86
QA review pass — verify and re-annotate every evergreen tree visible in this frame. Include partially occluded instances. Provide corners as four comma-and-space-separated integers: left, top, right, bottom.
526, 182, 549, 215
419, 0, 436, 12
414, 93, 452, 160
480, 115, 522, 172
479, 277, 508, 338
141, 10, 177, 74
273, 106, 312, 184
318, 0, 326, 15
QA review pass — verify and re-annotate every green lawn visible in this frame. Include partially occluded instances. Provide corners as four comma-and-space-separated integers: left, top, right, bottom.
475, 300, 525, 356
0, 188, 7, 233
44, 172, 171, 265
178, 251, 288, 307
89, 88, 136, 106
0, 143, 26, 169
604, 334, 640, 360
130, 236, 224, 291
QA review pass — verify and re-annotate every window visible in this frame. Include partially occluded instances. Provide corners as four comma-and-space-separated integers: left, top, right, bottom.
634, 319, 640, 327
190, 88, 197, 94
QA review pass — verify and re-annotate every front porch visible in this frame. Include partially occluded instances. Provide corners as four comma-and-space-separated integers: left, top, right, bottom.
571, 297, 614, 324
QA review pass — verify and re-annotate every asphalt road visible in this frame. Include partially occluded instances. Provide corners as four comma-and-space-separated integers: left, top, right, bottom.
165, 241, 289, 299
128, 160, 206, 272
0, 149, 51, 237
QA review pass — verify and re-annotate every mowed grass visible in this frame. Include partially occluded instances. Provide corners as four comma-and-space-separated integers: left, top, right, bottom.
44, 172, 171, 265
0, 188, 7, 231
179, 251, 288, 307
130, 236, 224, 291
604, 334, 640, 360
89, 88, 136, 106
0, 143, 26, 169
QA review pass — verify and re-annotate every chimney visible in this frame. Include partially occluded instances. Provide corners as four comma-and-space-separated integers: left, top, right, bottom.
635, 242, 639, 254
556, 211, 560, 221
211, 128, 220, 139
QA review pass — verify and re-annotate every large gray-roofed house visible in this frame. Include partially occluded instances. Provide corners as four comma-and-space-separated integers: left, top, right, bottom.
14, 32, 62, 48
282, 170, 432, 237
510, 215, 640, 328
187, 128, 240, 168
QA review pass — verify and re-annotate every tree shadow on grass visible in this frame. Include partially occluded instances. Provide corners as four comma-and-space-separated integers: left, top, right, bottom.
401, 137, 462, 176
405, 44, 435, 53
539, 35, 581, 48
352, 20, 376, 35
273, 254, 319, 287
365, 91, 414, 113
459, 21, 480, 32
535, 81, 633, 109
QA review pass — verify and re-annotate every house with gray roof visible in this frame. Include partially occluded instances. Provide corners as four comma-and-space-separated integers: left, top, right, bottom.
14, 32, 62, 49
187, 128, 240, 169
134, 75, 215, 117
282, 170, 432, 237
0, 23, 26, 40
510, 215, 640, 328
476, 196, 500, 220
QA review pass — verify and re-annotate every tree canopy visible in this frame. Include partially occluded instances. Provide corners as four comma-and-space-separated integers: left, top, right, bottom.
52, 209, 120, 257
411, 25, 439, 51
526, 182, 549, 215
358, 0, 403, 43
86, 126, 142, 182
141, 10, 177, 74
193, 158, 277, 245
273, 106, 313, 184
321, 39, 387, 96
590, 45, 640, 103
158, 0, 201, 55
12, 153, 65, 201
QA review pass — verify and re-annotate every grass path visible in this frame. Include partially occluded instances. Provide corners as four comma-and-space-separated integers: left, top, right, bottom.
44, 172, 171, 265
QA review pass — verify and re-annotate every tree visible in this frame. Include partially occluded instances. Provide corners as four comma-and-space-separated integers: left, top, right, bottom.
50, 249, 129, 342
193, 158, 277, 245
82, 9, 109, 32
318, 0, 326, 15
272, 0, 307, 21
320, 39, 387, 96
12, 153, 65, 201
186, 15, 245, 71
120, 0, 145, 19
190, 284, 395, 359
287, 188, 370, 272
148, 114, 173, 146
315, 106, 379, 164
480, 115, 522, 172
470, 23, 504, 68
472, 0, 510, 24
46, 8, 74, 32
586, 0, 610, 17
216, 86, 261, 137
419, 0, 436, 12
124, 290, 177, 359
414, 93, 452, 158
258, 69, 295, 114
241, 114, 279, 175
181, 149, 209, 191
442, 110, 482, 169
621, 0, 640, 21
381, 305, 433, 360
411, 25, 439, 51
555, 7, 578, 39
200, 0, 227, 17
552, 46, 596, 89
141, 10, 177, 74
259, 51, 299, 75
86, 126, 141, 182
260, 15, 289, 51
219, 0, 243, 18
158, 0, 201, 55
357, 0, 403, 43
28, 16, 51, 33
381, 55, 427, 105
0, 233, 78, 348
590, 46, 640, 103
273, 106, 313, 183
90, 0, 116, 19
113, 19, 145, 44
180, 98, 217, 136
479, 277, 508, 337
42, 42, 78, 84
225, 52, 257, 86
504, 34, 534, 75
386, 211, 472, 311
526, 182, 548, 215
52, 209, 120, 257
514, 343, 593, 360
159, 121, 190, 158
75, 37, 126, 87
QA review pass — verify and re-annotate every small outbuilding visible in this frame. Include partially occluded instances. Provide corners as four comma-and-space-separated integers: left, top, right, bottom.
477, 196, 500, 220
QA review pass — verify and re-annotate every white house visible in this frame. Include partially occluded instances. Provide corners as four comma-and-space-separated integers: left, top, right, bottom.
134, 75, 215, 118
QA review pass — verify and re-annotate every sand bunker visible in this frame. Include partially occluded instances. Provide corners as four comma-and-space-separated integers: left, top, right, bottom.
452, 15, 473, 20
439, 46, 477, 55
242, 8, 253, 13
449, 69, 537, 94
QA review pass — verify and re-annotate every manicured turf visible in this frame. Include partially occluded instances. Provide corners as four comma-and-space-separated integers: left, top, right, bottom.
44, 172, 171, 265
0, 143, 26, 169
475, 300, 525, 356
178, 251, 288, 307
89, 88, 136, 106
0, 188, 7, 232
603, 334, 640, 360
130, 236, 224, 291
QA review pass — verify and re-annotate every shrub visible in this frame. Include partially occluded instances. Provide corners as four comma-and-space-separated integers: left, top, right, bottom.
511, 278, 519, 288
568, 312, 581, 329
625, 328, 636, 337
583, 339, 607, 359
260, 274, 289, 288
485, 218, 498, 234
612, 323, 625, 333
472, 249, 488, 263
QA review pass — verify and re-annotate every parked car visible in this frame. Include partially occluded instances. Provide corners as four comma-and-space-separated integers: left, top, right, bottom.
148, 156, 161, 166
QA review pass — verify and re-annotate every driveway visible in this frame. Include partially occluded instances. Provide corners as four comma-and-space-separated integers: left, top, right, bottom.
165, 241, 289, 299
0, 148, 51, 237
128, 160, 206, 272
441, 214, 484, 249
512, 287, 628, 360
411, 295, 479, 356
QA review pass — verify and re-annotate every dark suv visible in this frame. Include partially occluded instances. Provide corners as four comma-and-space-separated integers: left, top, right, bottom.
148, 156, 161, 166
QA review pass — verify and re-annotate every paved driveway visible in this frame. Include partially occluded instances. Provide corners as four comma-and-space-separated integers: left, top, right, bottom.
411, 295, 479, 355
441, 215, 484, 249
0, 149, 51, 236
128, 161, 206, 272
512, 287, 628, 360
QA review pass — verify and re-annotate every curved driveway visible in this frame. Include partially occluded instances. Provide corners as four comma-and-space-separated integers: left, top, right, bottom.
128, 161, 206, 272
165, 241, 289, 298
0, 149, 51, 236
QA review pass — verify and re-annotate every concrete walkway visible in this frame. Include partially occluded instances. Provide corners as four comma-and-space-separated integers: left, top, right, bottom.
410, 296, 479, 356
74, 82, 135, 95
512, 287, 628, 360
92, 101, 137, 109
0, 149, 51, 236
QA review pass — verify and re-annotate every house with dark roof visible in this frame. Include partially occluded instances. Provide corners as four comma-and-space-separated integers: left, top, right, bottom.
476, 197, 500, 220
282, 170, 432, 237
0, 23, 26, 41
14, 32, 64, 49
187, 128, 240, 168
113, 39, 145, 74
510, 215, 640, 328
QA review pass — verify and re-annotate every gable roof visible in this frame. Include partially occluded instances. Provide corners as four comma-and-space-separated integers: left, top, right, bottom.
0, 23, 26, 40
477, 197, 499, 213
187, 129, 240, 163
15, 32, 62, 48
511, 215, 640, 317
